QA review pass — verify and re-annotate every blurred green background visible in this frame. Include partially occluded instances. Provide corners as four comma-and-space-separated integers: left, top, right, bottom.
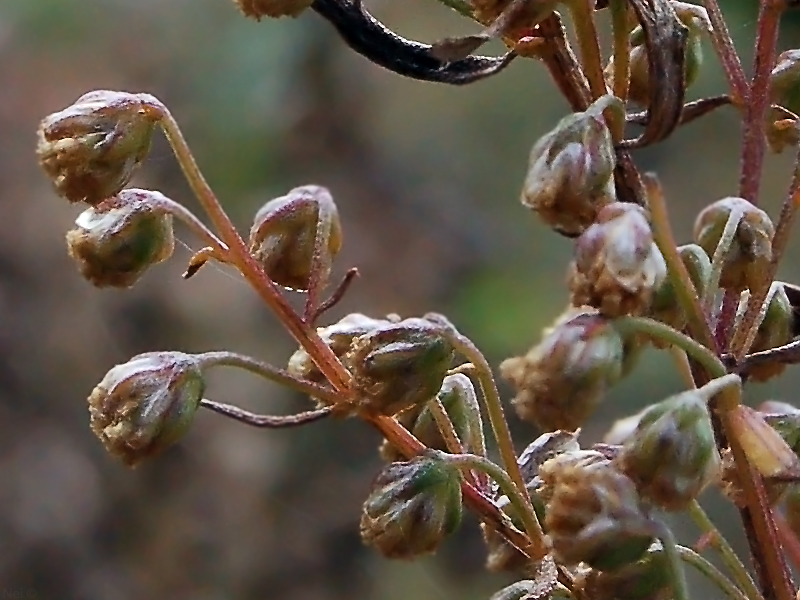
5, 1, 800, 598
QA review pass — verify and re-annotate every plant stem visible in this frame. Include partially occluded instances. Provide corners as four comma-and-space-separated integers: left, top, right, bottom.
196, 350, 342, 405
608, 0, 630, 140
147, 193, 228, 255
669, 347, 697, 388
688, 500, 763, 600
774, 511, 800, 573
433, 0, 476, 19
677, 544, 751, 600
200, 398, 333, 427
704, 207, 745, 311
700, 0, 747, 105
654, 520, 689, 600
428, 398, 465, 454
566, 0, 607, 101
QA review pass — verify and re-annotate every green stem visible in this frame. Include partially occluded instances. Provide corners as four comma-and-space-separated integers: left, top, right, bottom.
688, 501, 763, 600
566, 0, 607, 101
147, 193, 228, 255
653, 520, 689, 600
704, 207, 745, 311
677, 545, 751, 600
196, 350, 342, 405
613, 316, 726, 378
608, 0, 630, 140
428, 398, 465, 454
442, 372, 486, 459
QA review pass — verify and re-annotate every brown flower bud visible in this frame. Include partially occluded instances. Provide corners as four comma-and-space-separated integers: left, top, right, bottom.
727, 405, 800, 481
232, 0, 313, 18
694, 197, 774, 293
540, 453, 654, 571
360, 456, 462, 559
616, 388, 720, 510
520, 96, 623, 237
343, 318, 455, 417
37, 90, 158, 205
570, 202, 667, 317
501, 311, 631, 431
66, 189, 175, 288
746, 286, 793, 382
770, 49, 800, 116
88, 351, 205, 466
249, 185, 342, 291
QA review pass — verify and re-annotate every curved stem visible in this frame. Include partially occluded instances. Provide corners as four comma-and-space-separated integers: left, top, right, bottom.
688, 501, 762, 600
608, 0, 630, 140
147, 194, 228, 254
653, 520, 689, 600
700, 0, 747, 106
428, 398, 465, 454
704, 207, 745, 311
200, 398, 333, 427
677, 544, 751, 600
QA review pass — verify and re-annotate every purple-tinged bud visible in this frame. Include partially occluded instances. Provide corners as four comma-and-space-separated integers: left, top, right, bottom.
694, 197, 774, 293
36, 90, 158, 205
616, 388, 720, 510
343, 318, 455, 417
570, 203, 667, 317
360, 456, 462, 559
520, 96, 623, 237
577, 544, 672, 600
770, 49, 800, 116
249, 185, 342, 291
232, 0, 313, 18
746, 286, 793, 382
88, 351, 204, 466
540, 453, 654, 571
500, 310, 631, 431
66, 189, 175, 288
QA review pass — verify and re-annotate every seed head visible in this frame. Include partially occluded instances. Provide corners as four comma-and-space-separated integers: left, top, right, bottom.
37, 90, 158, 205
88, 351, 204, 466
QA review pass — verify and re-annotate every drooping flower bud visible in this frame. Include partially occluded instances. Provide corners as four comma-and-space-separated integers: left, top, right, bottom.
36, 90, 158, 205
539, 452, 654, 571
343, 318, 455, 417
249, 185, 342, 291
88, 351, 205, 466
746, 285, 793, 382
616, 387, 720, 510
766, 112, 800, 154
520, 95, 623, 237
232, 0, 312, 18
770, 49, 800, 116
577, 543, 672, 600
360, 456, 463, 559
66, 189, 175, 288
500, 310, 632, 431
570, 203, 667, 317
694, 197, 774, 293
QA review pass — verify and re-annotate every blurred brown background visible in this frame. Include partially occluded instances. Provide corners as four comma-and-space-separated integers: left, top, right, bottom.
4, 1, 800, 599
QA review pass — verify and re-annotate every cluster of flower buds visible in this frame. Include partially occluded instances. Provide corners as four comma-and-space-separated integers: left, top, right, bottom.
500, 308, 637, 431
360, 455, 463, 558
520, 95, 622, 237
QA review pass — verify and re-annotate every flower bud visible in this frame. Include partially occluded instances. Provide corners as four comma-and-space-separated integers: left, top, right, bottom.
344, 318, 455, 417
88, 351, 205, 466
766, 113, 799, 154
360, 456, 463, 559
727, 405, 800, 481
501, 310, 630, 431
36, 90, 158, 205
232, 0, 312, 18
577, 544, 672, 600
540, 453, 654, 571
66, 189, 175, 288
784, 484, 800, 540
616, 388, 720, 510
770, 49, 800, 116
746, 286, 793, 382
570, 203, 667, 317
249, 185, 342, 291
694, 197, 774, 293
520, 95, 623, 237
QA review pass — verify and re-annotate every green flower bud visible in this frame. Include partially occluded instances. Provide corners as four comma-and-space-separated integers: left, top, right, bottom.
36, 90, 158, 205
577, 544, 672, 600
501, 310, 630, 431
344, 318, 455, 417
360, 456, 463, 559
694, 197, 774, 293
746, 286, 793, 382
770, 49, 800, 116
249, 185, 342, 291
520, 95, 623, 237
66, 189, 175, 288
570, 202, 667, 317
232, 0, 313, 18
540, 453, 654, 571
616, 388, 720, 510
87, 351, 204, 466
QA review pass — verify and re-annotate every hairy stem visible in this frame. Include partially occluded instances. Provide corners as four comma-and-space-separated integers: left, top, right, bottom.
704, 207, 745, 311
654, 520, 689, 600
677, 545, 751, 600
608, 0, 630, 141
700, 0, 747, 105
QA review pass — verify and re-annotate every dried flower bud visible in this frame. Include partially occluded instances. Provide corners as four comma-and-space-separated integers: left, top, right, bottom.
694, 197, 774, 293
343, 318, 455, 417
540, 453, 654, 571
249, 185, 342, 291
88, 351, 204, 466
726, 405, 800, 481
521, 95, 623, 237
232, 0, 312, 18
616, 388, 720, 510
766, 114, 800, 154
770, 49, 800, 116
360, 456, 462, 559
570, 202, 667, 317
746, 286, 793, 382
501, 311, 631, 431
577, 544, 672, 600
37, 90, 158, 205
66, 189, 175, 288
